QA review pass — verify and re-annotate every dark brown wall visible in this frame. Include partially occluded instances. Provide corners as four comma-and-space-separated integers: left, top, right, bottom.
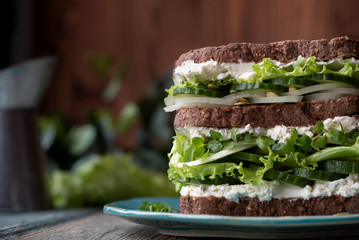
36, 0, 359, 146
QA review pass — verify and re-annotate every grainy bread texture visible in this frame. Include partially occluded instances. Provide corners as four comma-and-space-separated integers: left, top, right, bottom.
174, 95, 359, 129
180, 195, 359, 216
175, 37, 359, 67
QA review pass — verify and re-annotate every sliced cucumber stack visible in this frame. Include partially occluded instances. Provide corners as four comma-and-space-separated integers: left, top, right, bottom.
228, 152, 262, 164
266, 77, 317, 88
318, 160, 359, 174
312, 73, 359, 88
264, 169, 314, 187
173, 87, 227, 97
230, 82, 287, 94
293, 168, 348, 181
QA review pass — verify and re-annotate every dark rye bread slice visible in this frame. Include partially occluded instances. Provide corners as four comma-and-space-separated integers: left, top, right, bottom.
181, 195, 359, 216
173, 95, 359, 129
175, 36, 359, 67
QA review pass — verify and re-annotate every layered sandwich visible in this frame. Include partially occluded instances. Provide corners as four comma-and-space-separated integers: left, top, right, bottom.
165, 37, 359, 216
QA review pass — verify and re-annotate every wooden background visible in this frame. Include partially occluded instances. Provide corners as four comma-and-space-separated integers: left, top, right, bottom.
33, 0, 359, 148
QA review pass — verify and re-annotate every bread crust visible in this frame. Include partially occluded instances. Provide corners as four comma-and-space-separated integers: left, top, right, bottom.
175, 37, 359, 67
173, 95, 359, 129
180, 195, 359, 216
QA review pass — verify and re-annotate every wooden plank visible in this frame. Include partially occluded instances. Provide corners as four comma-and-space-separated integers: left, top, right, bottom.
3, 210, 359, 239
15, 213, 194, 240
0, 208, 98, 239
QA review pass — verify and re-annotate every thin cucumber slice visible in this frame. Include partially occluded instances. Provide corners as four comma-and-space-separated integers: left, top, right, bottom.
264, 169, 314, 187
304, 88, 359, 101
266, 77, 317, 88
283, 83, 346, 96
293, 168, 348, 181
173, 87, 227, 97
228, 152, 262, 164
178, 176, 241, 185
230, 83, 287, 94
177, 142, 257, 167
312, 73, 359, 88
318, 160, 359, 174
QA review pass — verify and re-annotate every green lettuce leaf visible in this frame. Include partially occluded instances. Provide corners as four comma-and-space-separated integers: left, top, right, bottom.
168, 161, 269, 186
252, 57, 311, 81
168, 125, 359, 190
303, 137, 359, 165
168, 162, 242, 181
253, 56, 359, 81
239, 164, 267, 185
49, 154, 178, 208
167, 57, 359, 97
169, 132, 256, 167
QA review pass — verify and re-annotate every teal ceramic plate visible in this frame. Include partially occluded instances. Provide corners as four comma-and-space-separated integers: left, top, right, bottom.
104, 197, 359, 239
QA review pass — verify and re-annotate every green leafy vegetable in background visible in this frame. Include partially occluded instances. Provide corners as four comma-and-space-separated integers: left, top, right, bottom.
41, 62, 176, 208
41, 100, 179, 208
49, 153, 178, 208
139, 201, 176, 212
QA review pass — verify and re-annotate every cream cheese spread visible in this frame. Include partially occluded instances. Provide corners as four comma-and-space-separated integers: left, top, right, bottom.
173, 58, 359, 85
180, 174, 359, 201
173, 59, 255, 85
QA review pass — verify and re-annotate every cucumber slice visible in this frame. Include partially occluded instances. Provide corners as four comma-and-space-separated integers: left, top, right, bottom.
293, 168, 348, 181
264, 169, 314, 187
266, 77, 317, 88
173, 87, 227, 97
318, 160, 359, 174
227, 152, 262, 164
230, 83, 287, 94
178, 176, 241, 185
312, 73, 359, 88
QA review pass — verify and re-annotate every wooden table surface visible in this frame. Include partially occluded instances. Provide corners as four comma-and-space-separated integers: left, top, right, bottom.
1, 209, 359, 240
0, 209, 198, 240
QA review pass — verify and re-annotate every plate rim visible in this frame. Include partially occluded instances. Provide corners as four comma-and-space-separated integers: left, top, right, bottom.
103, 196, 359, 228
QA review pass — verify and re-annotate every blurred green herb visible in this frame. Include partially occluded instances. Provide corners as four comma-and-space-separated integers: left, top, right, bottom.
330, 129, 348, 145
206, 130, 239, 153
138, 201, 176, 212
298, 135, 312, 152
316, 121, 325, 134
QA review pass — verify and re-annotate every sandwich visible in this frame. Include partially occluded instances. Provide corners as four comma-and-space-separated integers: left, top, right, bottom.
164, 37, 359, 216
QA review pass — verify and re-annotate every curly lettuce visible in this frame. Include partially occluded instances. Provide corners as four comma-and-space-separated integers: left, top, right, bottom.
253, 56, 359, 81
49, 153, 178, 208
168, 126, 359, 190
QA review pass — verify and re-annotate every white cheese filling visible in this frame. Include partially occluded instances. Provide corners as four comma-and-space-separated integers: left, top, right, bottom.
180, 174, 359, 201
181, 116, 359, 143
173, 58, 359, 85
